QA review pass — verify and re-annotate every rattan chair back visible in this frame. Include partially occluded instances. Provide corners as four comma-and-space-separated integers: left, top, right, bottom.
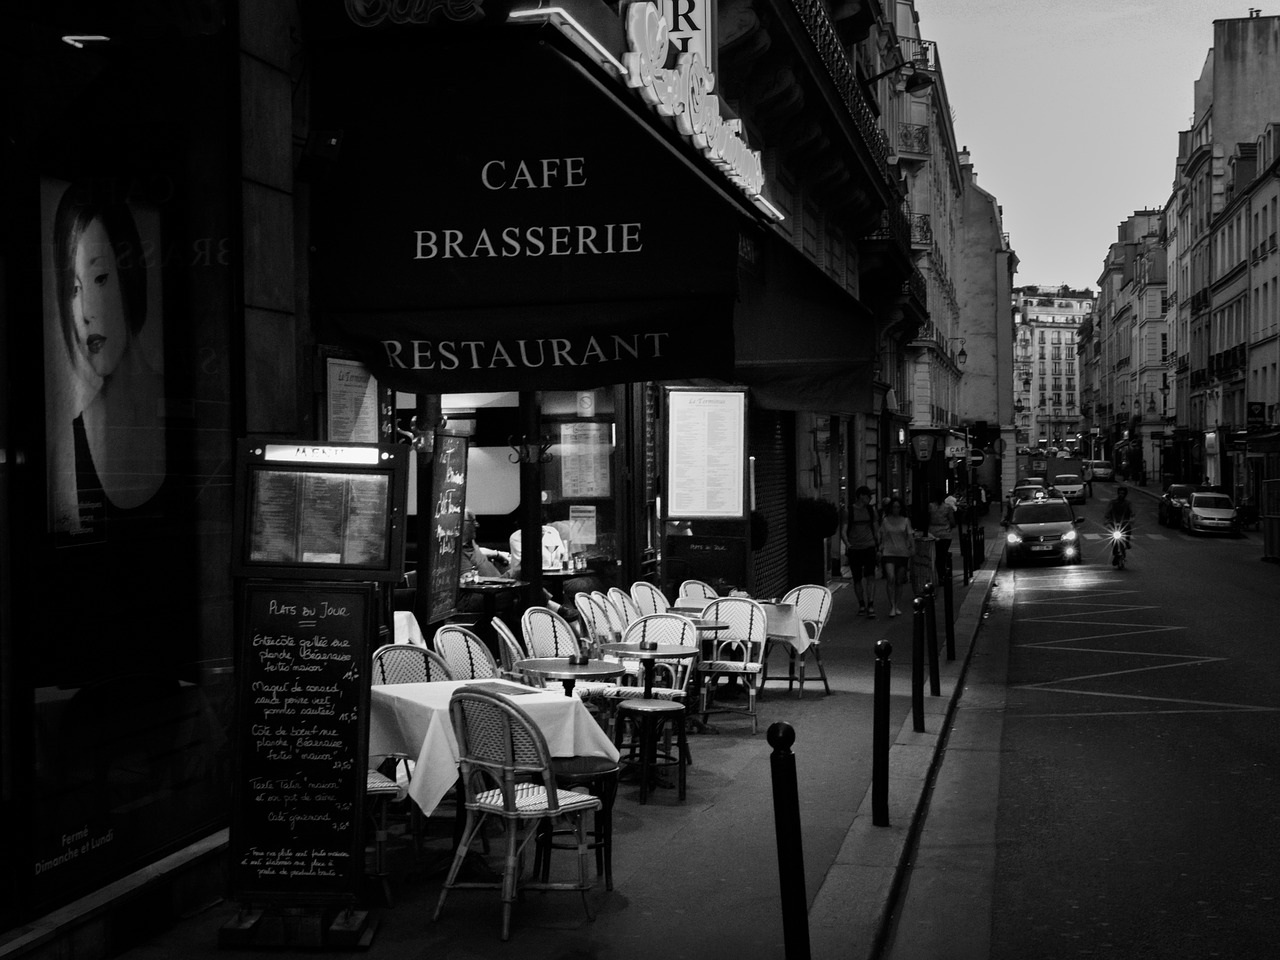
521, 605, 584, 659
371, 643, 453, 684
432, 624, 499, 680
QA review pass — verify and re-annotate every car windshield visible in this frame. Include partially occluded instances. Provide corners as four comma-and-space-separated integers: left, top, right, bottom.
1192, 494, 1233, 509
1166, 485, 1193, 499
1013, 504, 1073, 524
1054, 475, 1079, 484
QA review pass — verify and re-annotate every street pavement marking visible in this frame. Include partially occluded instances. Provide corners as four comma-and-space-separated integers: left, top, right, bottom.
1012, 686, 1280, 712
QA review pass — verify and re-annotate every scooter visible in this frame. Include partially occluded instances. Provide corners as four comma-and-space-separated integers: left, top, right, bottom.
1109, 525, 1130, 569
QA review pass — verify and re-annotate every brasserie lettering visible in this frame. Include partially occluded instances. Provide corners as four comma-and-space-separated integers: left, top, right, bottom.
382, 332, 670, 372
413, 222, 642, 259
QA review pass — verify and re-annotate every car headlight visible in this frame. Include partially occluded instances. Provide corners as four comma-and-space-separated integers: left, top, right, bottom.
1063, 529, 1077, 542
1006, 532, 1022, 545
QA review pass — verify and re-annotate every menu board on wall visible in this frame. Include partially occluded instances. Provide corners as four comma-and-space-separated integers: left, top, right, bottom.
558, 421, 611, 498
229, 581, 376, 905
665, 389, 747, 519
232, 442, 409, 582
325, 358, 380, 443
424, 434, 468, 624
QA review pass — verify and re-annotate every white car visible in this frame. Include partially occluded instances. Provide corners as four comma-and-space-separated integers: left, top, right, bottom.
1089, 461, 1115, 481
1181, 492, 1239, 535
1052, 473, 1086, 504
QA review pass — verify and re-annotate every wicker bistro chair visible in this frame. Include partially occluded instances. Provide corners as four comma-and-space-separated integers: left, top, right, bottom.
608, 587, 642, 626
433, 689, 602, 941
520, 606, 615, 703
371, 643, 453, 684
574, 593, 613, 650
491, 617, 531, 683
698, 597, 768, 734
629, 580, 670, 616
678, 579, 719, 601
432, 624, 499, 680
763, 585, 834, 698
608, 613, 697, 804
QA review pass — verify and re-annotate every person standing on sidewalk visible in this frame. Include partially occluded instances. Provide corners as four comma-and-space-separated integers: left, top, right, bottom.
845, 485, 881, 618
878, 496, 915, 617
928, 489, 955, 577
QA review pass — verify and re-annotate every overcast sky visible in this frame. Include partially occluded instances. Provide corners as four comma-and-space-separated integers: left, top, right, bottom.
914, 0, 1251, 292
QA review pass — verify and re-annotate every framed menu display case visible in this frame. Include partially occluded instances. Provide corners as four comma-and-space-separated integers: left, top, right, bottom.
232, 440, 409, 582
664, 387, 747, 520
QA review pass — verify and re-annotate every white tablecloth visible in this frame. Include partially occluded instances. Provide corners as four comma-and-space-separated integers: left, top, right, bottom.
393, 611, 426, 647
761, 602, 811, 655
368, 679, 619, 814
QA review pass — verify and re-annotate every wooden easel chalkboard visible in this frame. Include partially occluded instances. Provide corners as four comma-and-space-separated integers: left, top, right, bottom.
422, 433, 468, 624
228, 580, 376, 908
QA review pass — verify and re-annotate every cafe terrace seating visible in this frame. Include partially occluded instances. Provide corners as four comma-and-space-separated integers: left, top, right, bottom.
609, 613, 697, 803
697, 597, 767, 734
520, 606, 614, 702
678, 578, 718, 601
607, 586, 642, 625
763, 584, 833, 698
371, 643, 452, 684
433, 688, 602, 941
630, 580, 670, 616
432, 624, 499, 680
491, 617, 530, 683
592, 591, 628, 641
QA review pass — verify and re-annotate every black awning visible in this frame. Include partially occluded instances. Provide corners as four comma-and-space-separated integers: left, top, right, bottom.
310, 24, 752, 392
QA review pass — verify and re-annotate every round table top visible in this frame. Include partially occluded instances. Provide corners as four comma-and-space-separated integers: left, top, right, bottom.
600, 642, 700, 660
514, 658, 627, 680
686, 619, 729, 631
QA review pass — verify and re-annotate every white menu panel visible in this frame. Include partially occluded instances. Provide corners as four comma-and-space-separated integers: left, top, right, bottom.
667, 390, 746, 518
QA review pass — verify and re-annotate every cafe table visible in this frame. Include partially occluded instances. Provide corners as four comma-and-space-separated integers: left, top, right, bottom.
513, 657, 626, 697
757, 600, 809, 655
599, 642, 700, 699
368, 678, 619, 815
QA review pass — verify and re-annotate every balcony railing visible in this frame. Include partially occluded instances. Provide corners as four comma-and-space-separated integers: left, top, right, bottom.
898, 37, 938, 71
789, 0, 893, 184
909, 213, 932, 246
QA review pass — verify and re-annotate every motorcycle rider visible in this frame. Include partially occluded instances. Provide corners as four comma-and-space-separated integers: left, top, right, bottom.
1103, 486, 1134, 565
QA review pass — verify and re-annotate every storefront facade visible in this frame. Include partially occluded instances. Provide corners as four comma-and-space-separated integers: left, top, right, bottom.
1, 0, 916, 947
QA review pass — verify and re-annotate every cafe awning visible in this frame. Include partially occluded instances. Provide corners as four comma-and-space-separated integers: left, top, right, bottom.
310, 23, 761, 393
731, 236, 876, 414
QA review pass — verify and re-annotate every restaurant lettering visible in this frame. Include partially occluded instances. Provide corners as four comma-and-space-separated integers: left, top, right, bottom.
382, 333, 670, 371
624, 1, 764, 198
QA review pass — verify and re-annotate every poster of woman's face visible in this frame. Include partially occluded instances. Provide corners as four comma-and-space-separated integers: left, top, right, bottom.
41, 179, 167, 539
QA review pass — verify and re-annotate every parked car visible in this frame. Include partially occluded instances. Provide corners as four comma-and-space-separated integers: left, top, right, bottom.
1005, 484, 1051, 517
1089, 460, 1115, 481
1002, 496, 1085, 566
1158, 483, 1201, 527
1181, 491, 1239, 535
1052, 473, 1087, 504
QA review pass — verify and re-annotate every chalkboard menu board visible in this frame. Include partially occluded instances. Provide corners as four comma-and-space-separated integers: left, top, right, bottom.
667, 535, 747, 593
424, 433, 468, 623
229, 580, 376, 905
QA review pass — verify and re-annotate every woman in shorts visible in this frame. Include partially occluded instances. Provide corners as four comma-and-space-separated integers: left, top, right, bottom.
878, 497, 916, 617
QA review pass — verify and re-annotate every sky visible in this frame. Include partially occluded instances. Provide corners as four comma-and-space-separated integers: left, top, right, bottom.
913, 0, 1253, 292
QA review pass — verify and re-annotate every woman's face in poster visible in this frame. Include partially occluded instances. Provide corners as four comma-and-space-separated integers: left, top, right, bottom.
70, 216, 129, 378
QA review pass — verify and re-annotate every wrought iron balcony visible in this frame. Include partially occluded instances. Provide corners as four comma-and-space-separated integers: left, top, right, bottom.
909, 213, 932, 246
897, 121, 930, 157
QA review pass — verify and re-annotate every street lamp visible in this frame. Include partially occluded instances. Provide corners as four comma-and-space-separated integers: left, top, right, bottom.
947, 337, 967, 365
864, 59, 935, 94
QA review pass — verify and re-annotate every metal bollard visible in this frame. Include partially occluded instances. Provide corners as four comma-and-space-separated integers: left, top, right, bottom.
942, 552, 956, 661
767, 722, 811, 960
911, 597, 925, 732
923, 581, 940, 696
873, 640, 892, 827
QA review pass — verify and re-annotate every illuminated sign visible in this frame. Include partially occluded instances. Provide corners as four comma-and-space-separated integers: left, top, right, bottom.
624, 2, 764, 200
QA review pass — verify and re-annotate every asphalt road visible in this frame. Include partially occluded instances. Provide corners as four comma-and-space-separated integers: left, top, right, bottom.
883, 485, 1280, 960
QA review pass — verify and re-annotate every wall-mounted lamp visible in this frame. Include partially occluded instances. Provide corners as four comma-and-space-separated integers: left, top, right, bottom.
1147, 393, 1158, 414
864, 59, 935, 94
509, 434, 554, 464
947, 337, 967, 365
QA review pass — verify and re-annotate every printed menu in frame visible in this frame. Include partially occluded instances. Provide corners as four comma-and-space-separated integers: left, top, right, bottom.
665, 388, 746, 519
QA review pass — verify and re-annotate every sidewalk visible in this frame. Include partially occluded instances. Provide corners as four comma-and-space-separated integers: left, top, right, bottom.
91, 519, 1004, 960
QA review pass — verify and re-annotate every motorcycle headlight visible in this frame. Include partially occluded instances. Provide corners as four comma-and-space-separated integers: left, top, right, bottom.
1063, 529, 1077, 542
1006, 532, 1022, 545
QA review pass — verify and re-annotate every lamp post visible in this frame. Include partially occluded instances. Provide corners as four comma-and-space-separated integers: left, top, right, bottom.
864, 58, 936, 94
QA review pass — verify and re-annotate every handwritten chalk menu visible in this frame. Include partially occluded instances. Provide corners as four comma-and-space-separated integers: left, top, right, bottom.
666, 389, 746, 519
230, 581, 375, 904
666, 535, 747, 592
424, 434, 468, 623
